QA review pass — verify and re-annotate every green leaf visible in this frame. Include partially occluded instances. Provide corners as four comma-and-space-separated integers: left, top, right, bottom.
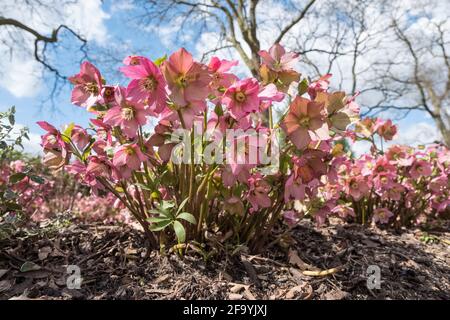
8, 113, 15, 126
154, 55, 167, 66
176, 197, 190, 214
61, 123, 75, 143
173, 221, 186, 243
5, 202, 21, 211
177, 212, 196, 225
4, 189, 17, 200
20, 261, 41, 272
9, 172, 26, 184
149, 219, 173, 232
147, 217, 171, 224
29, 175, 45, 184
297, 78, 309, 96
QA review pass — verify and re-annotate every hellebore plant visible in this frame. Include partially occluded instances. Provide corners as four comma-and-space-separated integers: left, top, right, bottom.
325, 122, 450, 226
38, 45, 364, 252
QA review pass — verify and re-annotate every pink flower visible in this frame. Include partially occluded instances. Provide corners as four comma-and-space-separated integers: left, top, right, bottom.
247, 173, 272, 212
120, 57, 167, 113
222, 78, 260, 120
332, 204, 355, 219
373, 208, 394, 224
103, 86, 150, 138
375, 119, 397, 141
308, 74, 331, 100
37, 121, 69, 157
113, 143, 147, 171
258, 43, 299, 72
162, 48, 211, 106
123, 55, 146, 66
11, 160, 25, 172
345, 176, 370, 200
385, 183, 405, 201
71, 125, 91, 150
68, 61, 103, 108
208, 57, 238, 91
283, 210, 302, 227
409, 160, 432, 179
282, 96, 330, 149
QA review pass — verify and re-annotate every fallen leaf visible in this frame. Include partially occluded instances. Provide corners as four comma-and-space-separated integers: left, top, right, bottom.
288, 249, 316, 271
38, 247, 52, 261
0, 280, 12, 293
20, 261, 41, 272
228, 293, 243, 300
324, 289, 350, 300
0, 269, 8, 278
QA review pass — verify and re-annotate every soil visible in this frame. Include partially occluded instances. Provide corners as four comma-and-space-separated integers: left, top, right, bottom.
0, 218, 449, 300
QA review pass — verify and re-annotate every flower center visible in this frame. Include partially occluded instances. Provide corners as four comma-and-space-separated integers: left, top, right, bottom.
234, 91, 246, 103
84, 82, 98, 95
416, 165, 423, 173
176, 75, 188, 88
350, 181, 359, 189
142, 76, 157, 91
299, 116, 310, 128
125, 146, 135, 155
121, 106, 135, 121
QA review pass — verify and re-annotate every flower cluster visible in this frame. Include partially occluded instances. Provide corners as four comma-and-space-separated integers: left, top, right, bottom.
38, 44, 364, 251
0, 158, 126, 225
324, 142, 450, 226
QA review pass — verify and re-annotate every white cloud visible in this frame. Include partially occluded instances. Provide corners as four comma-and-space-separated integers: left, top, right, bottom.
10, 124, 43, 155
0, 0, 110, 98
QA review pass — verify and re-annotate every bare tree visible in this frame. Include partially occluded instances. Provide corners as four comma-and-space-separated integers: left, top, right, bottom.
0, 0, 91, 105
134, 0, 450, 146
135, 0, 317, 77
370, 18, 450, 145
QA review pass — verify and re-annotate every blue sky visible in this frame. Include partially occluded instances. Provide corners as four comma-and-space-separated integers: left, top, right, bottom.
0, 0, 441, 155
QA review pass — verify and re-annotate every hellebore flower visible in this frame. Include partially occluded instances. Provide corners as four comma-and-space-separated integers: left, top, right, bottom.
113, 143, 147, 171
375, 119, 397, 141
103, 87, 150, 138
247, 173, 272, 212
308, 74, 331, 100
71, 125, 91, 150
282, 96, 330, 150
409, 160, 432, 179
373, 208, 393, 224
258, 43, 299, 72
222, 78, 260, 120
208, 57, 238, 91
345, 176, 370, 201
162, 48, 211, 106
69, 61, 103, 108
120, 57, 167, 113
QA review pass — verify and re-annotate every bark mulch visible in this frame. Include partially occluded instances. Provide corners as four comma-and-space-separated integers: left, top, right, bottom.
0, 219, 449, 300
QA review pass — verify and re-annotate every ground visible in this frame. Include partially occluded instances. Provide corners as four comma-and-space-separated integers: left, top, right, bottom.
0, 219, 449, 300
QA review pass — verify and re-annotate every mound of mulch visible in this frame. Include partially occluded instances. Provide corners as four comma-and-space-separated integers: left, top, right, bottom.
0, 219, 449, 300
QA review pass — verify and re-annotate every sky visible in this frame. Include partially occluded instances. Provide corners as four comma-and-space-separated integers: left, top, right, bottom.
0, 0, 444, 156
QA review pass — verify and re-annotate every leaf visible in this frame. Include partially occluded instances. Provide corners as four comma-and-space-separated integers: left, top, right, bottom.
154, 54, 167, 66
176, 197, 190, 214
330, 112, 351, 131
297, 78, 309, 96
4, 189, 17, 200
8, 113, 15, 126
177, 212, 196, 225
20, 261, 41, 272
147, 217, 171, 224
9, 172, 26, 184
173, 221, 186, 243
29, 175, 45, 184
149, 219, 172, 232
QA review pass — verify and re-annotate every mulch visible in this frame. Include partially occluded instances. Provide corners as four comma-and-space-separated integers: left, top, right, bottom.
0, 218, 449, 300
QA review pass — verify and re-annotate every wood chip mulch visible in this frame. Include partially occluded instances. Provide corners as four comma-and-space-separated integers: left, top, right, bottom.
0, 219, 449, 300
